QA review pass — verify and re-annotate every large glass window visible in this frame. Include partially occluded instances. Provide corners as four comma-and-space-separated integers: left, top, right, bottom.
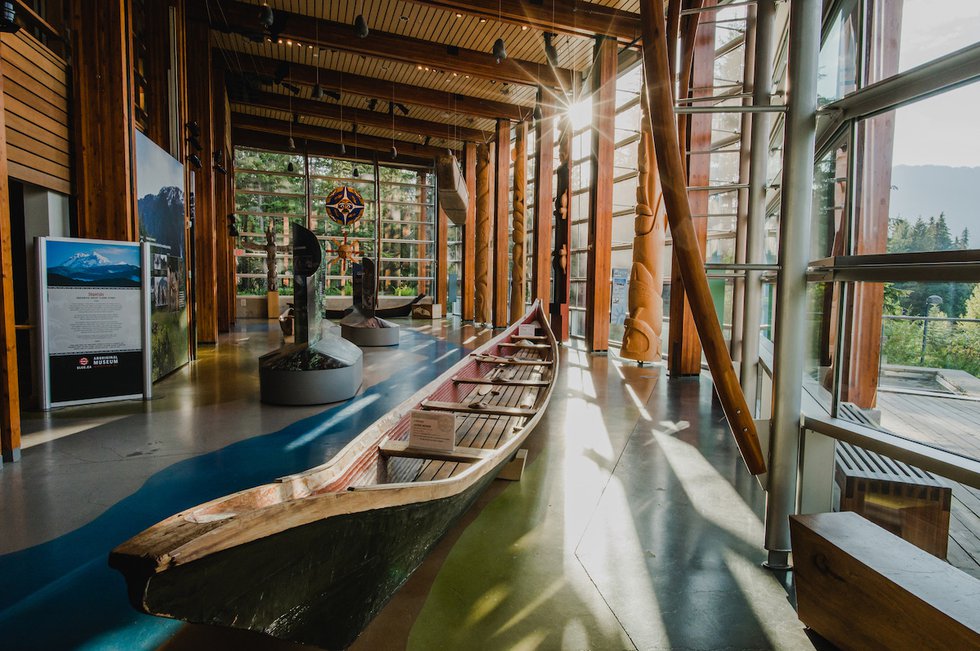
378, 166, 436, 297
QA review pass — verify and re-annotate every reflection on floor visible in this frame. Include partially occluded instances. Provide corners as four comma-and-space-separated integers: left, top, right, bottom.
0, 318, 815, 650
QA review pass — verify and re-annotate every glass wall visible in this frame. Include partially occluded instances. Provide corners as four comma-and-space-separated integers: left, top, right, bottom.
234, 148, 437, 299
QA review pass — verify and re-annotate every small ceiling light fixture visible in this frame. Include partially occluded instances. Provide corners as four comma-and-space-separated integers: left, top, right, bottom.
544, 32, 558, 67
354, 14, 369, 38
0, 2, 20, 33
258, 4, 274, 30
491, 2, 506, 64
395, 103, 409, 115
390, 146, 398, 159
367, 98, 378, 111
288, 137, 296, 151
313, 83, 325, 100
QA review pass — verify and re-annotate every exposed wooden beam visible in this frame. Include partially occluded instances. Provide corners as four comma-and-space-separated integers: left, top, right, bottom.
230, 89, 491, 143
407, 0, 641, 42
0, 58, 20, 463
584, 37, 616, 353
218, 51, 532, 122
212, 1, 573, 89
232, 112, 444, 160
232, 128, 433, 166
492, 118, 510, 328
462, 142, 477, 321
532, 96, 554, 309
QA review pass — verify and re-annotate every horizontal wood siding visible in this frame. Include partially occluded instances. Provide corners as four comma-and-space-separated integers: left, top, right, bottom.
2, 30, 70, 195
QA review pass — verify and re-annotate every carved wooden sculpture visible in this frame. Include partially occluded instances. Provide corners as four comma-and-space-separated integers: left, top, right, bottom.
640, 0, 765, 474
622, 91, 667, 363
474, 143, 492, 324
510, 122, 527, 323
549, 116, 572, 340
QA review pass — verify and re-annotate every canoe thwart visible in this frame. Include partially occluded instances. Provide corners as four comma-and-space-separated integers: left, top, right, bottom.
420, 400, 538, 418
498, 341, 550, 349
379, 439, 490, 463
471, 354, 554, 366
452, 376, 549, 387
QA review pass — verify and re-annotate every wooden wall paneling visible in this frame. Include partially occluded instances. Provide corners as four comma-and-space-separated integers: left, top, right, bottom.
437, 203, 448, 309
510, 120, 527, 323
142, 0, 171, 147
550, 116, 572, 342
474, 143, 491, 324
461, 142, 476, 321
71, 0, 136, 241
0, 60, 20, 462
1, 29, 71, 194
492, 119, 510, 328
532, 98, 554, 309
668, 0, 711, 376
186, 15, 217, 343
584, 37, 617, 353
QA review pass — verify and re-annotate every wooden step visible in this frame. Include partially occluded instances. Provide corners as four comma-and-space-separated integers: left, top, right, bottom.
452, 376, 549, 387
420, 400, 537, 418
378, 439, 490, 463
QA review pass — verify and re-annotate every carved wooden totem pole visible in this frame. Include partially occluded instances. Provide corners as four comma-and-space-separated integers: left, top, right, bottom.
474, 143, 492, 324
510, 122, 527, 323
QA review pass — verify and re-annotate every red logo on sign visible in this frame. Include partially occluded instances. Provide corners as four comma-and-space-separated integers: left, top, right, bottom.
79, 357, 89, 365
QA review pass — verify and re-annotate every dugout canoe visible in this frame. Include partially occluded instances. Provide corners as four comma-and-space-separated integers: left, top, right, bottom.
108, 300, 557, 650
324, 293, 426, 320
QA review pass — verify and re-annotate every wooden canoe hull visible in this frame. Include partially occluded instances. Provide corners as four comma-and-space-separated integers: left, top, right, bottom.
111, 459, 503, 650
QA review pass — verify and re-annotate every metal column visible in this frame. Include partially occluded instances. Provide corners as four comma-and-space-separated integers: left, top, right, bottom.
739, 0, 776, 412
764, 0, 821, 569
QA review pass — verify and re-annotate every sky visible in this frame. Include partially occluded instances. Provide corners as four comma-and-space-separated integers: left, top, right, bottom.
135, 131, 184, 200
46, 240, 141, 269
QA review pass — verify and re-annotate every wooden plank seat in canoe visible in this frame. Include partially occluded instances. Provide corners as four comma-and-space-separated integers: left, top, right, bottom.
471, 354, 554, 366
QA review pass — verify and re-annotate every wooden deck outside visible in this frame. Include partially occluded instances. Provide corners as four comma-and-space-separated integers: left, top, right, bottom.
877, 390, 980, 579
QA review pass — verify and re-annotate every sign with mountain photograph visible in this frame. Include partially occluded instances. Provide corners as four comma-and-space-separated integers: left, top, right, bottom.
38, 238, 150, 408
136, 131, 190, 381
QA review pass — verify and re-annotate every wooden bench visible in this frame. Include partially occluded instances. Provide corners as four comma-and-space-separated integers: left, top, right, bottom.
835, 441, 951, 558
378, 439, 490, 464
790, 512, 980, 650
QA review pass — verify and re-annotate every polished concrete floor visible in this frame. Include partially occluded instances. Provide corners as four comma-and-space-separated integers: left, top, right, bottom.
0, 318, 818, 650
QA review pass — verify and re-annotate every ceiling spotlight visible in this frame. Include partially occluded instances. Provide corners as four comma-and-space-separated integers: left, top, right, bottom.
367, 98, 378, 111
324, 89, 341, 101
395, 103, 409, 115
479, 18, 486, 23
258, 4, 274, 30
354, 14, 369, 38
533, 104, 543, 121
544, 33, 558, 67
282, 82, 301, 95
0, 2, 20, 33
313, 83, 325, 100
187, 153, 202, 170
455, 12, 462, 18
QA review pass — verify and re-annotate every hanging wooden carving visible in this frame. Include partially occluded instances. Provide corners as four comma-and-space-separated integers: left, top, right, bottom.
622, 91, 667, 363
510, 123, 527, 323
549, 116, 572, 340
474, 143, 492, 324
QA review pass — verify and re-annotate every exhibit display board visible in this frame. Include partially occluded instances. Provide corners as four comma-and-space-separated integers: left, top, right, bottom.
38, 238, 151, 409
136, 130, 190, 381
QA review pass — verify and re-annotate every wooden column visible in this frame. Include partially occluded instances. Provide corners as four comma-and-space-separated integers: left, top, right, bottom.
532, 98, 555, 309
186, 15, 218, 343
510, 121, 528, 322
71, 0, 136, 241
437, 204, 449, 308
550, 116, 572, 341
213, 65, 233, 333
668, 1, 712, 375
474, 143, 492, 324
462, 142, 476, 321
585, 36, 617, 353
0, 62, 20, 462
493, 119, 511, 328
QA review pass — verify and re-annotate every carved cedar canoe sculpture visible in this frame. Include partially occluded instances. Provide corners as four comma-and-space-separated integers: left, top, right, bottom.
109, 301, 557, 650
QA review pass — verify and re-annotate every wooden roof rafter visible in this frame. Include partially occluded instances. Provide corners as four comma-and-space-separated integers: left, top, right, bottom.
232, 112, 448, 160
232, 127, 434, 166
404, 0, 642, 42
218, 50, 534, 122
210, 0, 575, 90
229, 88, 492, 144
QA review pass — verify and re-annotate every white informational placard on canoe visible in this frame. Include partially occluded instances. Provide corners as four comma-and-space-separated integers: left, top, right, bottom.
518, 324, 537, 338
409, 410, 457, 451
37, 237, 152, 409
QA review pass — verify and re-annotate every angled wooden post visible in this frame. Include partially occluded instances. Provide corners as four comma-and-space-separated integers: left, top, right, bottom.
510, 121, 528, 323
585, 36, 617, 353
462, 142, 477, 321
0, 59, 20, 462
493, 119, 511, 328
640, 0, 765, 474
532, 97, 554, 309
474, 143, 492, 324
